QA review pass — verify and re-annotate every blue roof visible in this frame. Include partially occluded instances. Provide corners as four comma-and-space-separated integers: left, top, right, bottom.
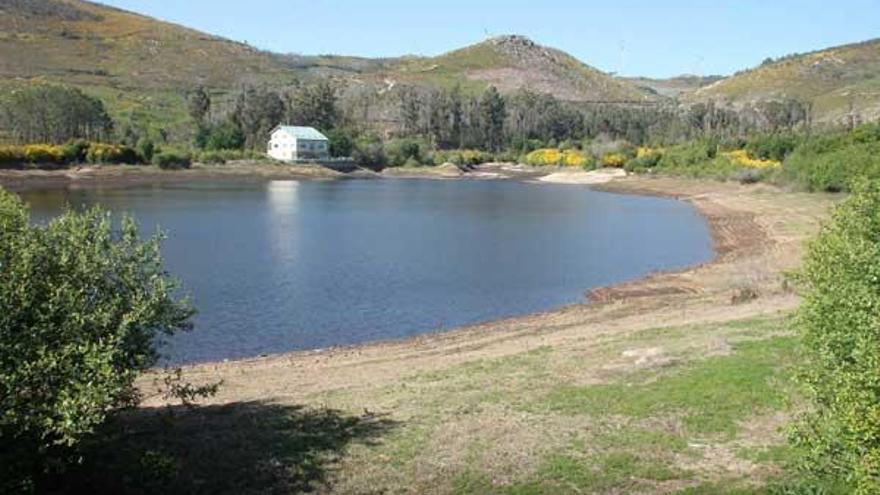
274, 126, 328, 140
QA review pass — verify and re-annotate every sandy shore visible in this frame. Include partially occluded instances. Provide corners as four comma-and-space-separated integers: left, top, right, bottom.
136, 176, 836, 406
536, 168, 627, 184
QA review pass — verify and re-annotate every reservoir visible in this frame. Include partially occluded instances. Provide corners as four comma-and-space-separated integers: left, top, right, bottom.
21, 178, 714, 364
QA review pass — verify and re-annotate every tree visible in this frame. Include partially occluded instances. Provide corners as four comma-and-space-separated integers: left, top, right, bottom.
791, 179, 880, 493
231, 87, 285, 149
479, 86, 506, 152
398, 86, 422, 137
187, 87, 211, 124
0, 85, 112, 144
195, 120, 246, 150
0, 190, 194, 492
287, 81, 339, 131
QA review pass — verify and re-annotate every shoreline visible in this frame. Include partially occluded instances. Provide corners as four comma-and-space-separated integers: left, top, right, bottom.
135, 175, 835, 406
0, 161, 615, 191
0, 161, 347, 192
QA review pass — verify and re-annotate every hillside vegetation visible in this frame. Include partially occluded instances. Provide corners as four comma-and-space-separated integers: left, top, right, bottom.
688, 38, 880, 124
0, 0, 299, 89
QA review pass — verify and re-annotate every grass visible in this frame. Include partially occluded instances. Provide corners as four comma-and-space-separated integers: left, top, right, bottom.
539, 336, 796, 437
66, 313, 811, 493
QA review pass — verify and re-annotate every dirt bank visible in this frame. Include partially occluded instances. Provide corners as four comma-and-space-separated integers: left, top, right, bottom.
138, 177, 835, 403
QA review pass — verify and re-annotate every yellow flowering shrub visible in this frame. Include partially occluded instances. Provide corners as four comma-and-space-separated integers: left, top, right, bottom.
564, 150, 590, 167
525, 148, 590, 167
24, 144, 66, 163
525, 148, 562, 166
601, 153, 627, 168
636, 147, 662, 158
723, 149, 781, 169
86, 143, 138, 164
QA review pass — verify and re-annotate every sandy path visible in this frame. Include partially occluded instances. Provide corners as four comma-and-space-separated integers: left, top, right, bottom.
138, 176, 837, 406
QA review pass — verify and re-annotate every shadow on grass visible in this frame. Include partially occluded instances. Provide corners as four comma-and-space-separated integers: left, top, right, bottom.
52, 401, 397, 494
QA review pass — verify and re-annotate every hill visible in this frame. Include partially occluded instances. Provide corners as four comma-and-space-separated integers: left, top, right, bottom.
686, 38, 880, 124
372, 35, 656, 102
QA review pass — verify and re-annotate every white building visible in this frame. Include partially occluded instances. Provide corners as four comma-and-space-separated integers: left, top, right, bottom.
267, 126, 330, 161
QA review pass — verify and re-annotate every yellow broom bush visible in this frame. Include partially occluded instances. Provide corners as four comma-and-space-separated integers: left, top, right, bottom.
23, 144, 66, 163
723, 149, 781, 169
601, 153, 627, 168
526, 148, 591, 167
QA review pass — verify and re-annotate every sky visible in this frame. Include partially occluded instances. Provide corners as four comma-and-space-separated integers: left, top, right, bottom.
99, 0, 879, 78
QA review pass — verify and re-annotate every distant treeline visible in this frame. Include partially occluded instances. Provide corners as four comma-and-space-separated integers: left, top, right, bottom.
0, 80, 850, 179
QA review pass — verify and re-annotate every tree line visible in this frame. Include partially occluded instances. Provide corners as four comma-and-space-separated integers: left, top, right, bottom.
188, 81, 814, 157
0, 81, 815, 165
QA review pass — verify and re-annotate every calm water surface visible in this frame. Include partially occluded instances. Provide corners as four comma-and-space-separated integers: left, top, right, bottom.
21, 179, 713, 364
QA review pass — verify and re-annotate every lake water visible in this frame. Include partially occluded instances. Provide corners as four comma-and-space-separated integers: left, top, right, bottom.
21, 179, 714, 364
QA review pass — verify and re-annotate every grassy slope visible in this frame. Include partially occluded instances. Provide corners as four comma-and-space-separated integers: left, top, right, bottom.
0, 0, 300, 89
687, 38, 880, 123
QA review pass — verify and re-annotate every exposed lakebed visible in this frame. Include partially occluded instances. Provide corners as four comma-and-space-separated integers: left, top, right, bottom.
21, 178, 713, 364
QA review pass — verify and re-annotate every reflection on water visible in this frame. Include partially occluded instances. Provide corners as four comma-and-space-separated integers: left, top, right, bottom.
266, 181, 300, 262
21, 179, 714, 364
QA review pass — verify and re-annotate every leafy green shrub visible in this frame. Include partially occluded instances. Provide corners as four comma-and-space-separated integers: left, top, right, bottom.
352, 136, 385, 169
385, 138, 427, 167
781, 141, 880, 192
625, 152, 662, 172
0, 189, 194, 492
194, 121, 245, 151
440, 149, 493, 166
61, 139, 90, 163
790, 179, 880, 493
193, 149, 261, 165
325, 129, 354, 158
136, 137, 156, 163
745, 133, 801, 161
493, 150, 520, 163
152, 151, 192, 170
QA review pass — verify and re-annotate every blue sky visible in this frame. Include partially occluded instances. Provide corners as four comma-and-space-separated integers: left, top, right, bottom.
100, 0, 879, 78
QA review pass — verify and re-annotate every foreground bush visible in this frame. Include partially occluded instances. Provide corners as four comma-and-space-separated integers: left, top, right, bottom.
791, 179, 880, 493
0, 189, 194, 492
